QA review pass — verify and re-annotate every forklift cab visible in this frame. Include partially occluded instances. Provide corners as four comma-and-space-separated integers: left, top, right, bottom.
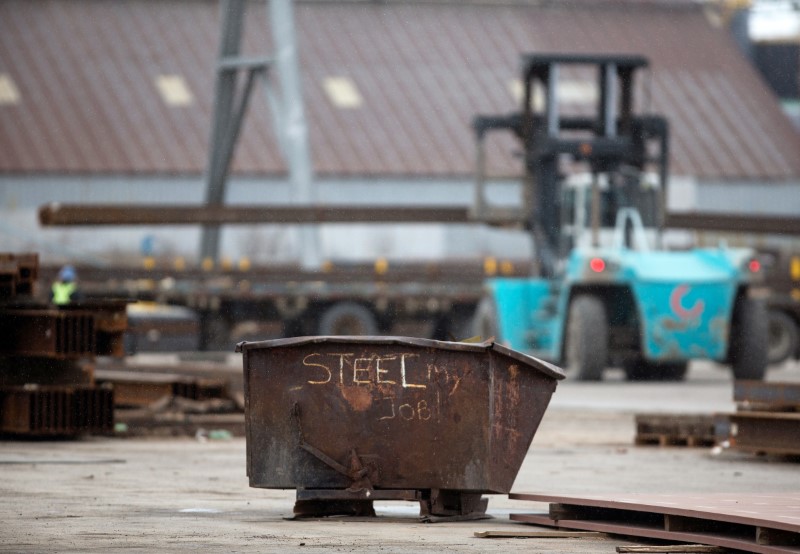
473, 53, 669, 278
559, 169, 661, 257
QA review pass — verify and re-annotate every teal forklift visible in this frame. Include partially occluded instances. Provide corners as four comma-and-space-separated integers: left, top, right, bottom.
472, 54, 767, 381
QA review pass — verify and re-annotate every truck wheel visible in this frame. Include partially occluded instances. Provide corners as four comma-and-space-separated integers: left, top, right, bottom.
729, 298, 768, 380
565, 295, 607, 381
767, 310, 798, 366
318, 302, 379, 336
471, 297, 498, 341
625, 360, 688, 382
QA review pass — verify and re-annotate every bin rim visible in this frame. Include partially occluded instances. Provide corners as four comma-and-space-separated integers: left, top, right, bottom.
236, 335, 565, 381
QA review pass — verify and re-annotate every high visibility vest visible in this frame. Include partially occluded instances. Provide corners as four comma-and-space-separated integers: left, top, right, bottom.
52, 281, 77, 305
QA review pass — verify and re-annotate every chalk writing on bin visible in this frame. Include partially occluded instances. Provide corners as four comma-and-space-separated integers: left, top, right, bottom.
301, 352, 467, 422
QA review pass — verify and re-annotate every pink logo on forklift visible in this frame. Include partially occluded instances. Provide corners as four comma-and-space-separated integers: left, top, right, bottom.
669, 284, 705, 320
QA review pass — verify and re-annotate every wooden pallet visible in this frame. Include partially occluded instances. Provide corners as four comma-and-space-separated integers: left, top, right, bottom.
634, 414, 719, 448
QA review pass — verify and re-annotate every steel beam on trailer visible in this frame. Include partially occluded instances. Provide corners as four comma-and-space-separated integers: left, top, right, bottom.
39, 204, 477, 226
46, 202, 800, 236
666, 212, 800, 235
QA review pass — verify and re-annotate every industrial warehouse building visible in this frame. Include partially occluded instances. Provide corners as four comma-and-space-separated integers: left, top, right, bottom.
1, 0, 800, 266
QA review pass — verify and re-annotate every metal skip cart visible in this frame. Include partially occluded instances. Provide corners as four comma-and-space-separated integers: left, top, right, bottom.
237, 336, 564, 520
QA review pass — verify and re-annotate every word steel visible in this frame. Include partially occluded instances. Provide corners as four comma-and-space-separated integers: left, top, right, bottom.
300, 351, 467, 423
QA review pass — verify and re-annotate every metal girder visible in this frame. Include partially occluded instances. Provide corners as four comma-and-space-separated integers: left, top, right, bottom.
41, 202, 800, 237
728, 411, 800, 456
39, 204, 475, 226
666, 212, 800, 235
0, 385, 114, 437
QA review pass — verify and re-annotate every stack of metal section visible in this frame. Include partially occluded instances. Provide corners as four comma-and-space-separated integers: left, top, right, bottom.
727, 380, 800, 457
0, 253, 127, 437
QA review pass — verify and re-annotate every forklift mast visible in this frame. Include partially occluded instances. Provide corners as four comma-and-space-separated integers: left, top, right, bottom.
473, 54, 669, 277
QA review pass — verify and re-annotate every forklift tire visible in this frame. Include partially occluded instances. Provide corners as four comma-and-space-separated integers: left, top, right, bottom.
767, 310, 798, 366
565, 294, 607, 381
318, 302, 379, 336
729, 298, 768, 380
471, 297, 498, 342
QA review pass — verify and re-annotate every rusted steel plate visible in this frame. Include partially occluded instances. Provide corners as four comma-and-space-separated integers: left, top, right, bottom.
510, 493, 800, 554
238, 336, 563, 495
511, 493, 800, 533
0, 384, 114, 437
512, 513, 797, 554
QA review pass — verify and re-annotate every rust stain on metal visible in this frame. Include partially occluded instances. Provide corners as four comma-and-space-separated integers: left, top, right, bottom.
338, 383, 374, 412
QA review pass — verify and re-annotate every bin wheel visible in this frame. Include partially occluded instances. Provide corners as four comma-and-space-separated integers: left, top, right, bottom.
317, 302, 379, 336
729, 298, 768, 380
767, 310, 798, 366
565, 294, 607, 381
624, 360, 688, 382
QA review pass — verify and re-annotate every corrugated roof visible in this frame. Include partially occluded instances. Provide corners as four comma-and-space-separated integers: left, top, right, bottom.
1, 0, 799, 180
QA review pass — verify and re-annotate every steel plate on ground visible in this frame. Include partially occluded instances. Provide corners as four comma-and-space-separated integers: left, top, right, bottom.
510, 492, 800, 554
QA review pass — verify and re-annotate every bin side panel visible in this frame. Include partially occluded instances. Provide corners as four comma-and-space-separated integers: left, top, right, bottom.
245, 342, 497, 490
487, 350, 558, 492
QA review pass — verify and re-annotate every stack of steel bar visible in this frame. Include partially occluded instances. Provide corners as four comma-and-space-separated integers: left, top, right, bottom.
91, 362, 242, 437
726, 381, 800, 457
0, 253, 127, 437
93, 369, 228, 408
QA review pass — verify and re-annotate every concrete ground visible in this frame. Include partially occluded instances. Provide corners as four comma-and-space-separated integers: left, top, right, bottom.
2, 360, 799, 553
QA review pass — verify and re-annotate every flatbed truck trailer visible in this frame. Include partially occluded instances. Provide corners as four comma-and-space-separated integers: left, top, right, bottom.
756, 249, 800, 365
38, 259, 526, 351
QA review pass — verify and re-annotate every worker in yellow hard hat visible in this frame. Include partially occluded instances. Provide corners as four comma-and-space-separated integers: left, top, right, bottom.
51, 265, 79, 305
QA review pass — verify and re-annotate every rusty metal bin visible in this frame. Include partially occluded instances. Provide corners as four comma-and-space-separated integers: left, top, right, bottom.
237, 336, 564, 518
